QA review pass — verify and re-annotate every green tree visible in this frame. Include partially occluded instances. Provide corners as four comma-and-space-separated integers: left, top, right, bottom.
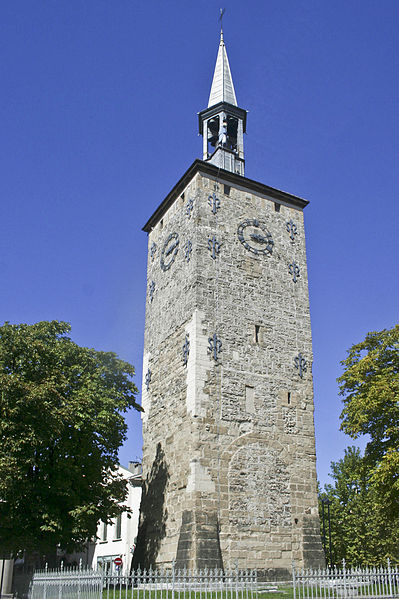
338, 325, 399, 518
320, 447, 398, 566
0, 321, 142, 558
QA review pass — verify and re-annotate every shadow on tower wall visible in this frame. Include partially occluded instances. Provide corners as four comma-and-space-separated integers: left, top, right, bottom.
132, 443, 169, 570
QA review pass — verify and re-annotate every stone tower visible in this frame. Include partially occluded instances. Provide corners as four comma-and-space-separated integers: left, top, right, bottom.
134, 29, 324, 577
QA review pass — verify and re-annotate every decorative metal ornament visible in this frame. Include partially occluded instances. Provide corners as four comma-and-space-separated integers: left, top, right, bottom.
150, 242, 157, 260
208, 192, 221, 215
184, 240, 192, 263
182, 335, 190, 366
208, 235, 222, 260
185, 198, 194, 218
237, 219, 274, 255
160, 232, 179, 271
286, 219, 298, 241
288, 261, 300, 283
148, 280, 155, 302
145, 368, 152, 391
294, 353, 307, 378
208, 333, 222, 361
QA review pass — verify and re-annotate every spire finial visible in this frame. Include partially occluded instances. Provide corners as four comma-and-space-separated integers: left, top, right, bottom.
219, 8, 225, 42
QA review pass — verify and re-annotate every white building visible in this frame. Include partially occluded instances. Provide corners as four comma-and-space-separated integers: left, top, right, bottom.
65, 462, 142, 574
92, 462, 142, 574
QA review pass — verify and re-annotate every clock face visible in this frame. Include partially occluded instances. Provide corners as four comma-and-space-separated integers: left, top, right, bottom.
160, 232, 179, 271
237, 219, 274, 255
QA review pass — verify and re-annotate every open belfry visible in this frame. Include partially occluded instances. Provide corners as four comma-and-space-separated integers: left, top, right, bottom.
134, 27, 324, 576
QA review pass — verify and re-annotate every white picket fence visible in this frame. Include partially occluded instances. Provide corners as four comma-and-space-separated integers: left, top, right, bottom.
30, 565, 258, 599
293, 560, 399, 599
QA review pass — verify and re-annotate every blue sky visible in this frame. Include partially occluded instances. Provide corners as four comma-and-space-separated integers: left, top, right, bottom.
1, 1, 398, 487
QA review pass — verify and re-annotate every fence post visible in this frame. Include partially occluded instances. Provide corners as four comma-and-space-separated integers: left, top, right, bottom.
387, 559, 393, 597
342, 559, 346, 599
43, 564, 48, 599
172, 559, 175, 599
58, 562, 63, 599
77, 558, 82, 599
292, 561, 296, 599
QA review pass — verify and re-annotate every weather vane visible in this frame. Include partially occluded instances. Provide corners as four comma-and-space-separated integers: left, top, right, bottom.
219, 8, 226, 30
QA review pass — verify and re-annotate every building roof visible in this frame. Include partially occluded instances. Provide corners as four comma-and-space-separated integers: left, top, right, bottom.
142, 160, 308, 233
208, 30, 237, 108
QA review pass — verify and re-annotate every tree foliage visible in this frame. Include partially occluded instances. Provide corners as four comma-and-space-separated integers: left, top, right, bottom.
0, 321, 141, 556
320, 447, 398, 566
338, 325, 399, 518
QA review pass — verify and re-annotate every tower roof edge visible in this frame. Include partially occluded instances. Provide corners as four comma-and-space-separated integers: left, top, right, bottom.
142, 160, 309, 233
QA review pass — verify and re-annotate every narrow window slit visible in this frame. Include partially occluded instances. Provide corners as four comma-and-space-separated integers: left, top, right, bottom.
245, 385, 255, 413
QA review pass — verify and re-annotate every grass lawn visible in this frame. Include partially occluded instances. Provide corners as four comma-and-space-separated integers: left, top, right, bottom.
102, 587, 295, 599
257, 588, 294, 599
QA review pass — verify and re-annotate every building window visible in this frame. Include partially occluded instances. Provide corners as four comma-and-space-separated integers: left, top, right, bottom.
206, 115, 220, 156
254, 325, 261, 344
224, 184, 231, 196
101, 522, 107, 542
115, 514, 122, 540
287, 391, 291, 405
274, 203, 281, 212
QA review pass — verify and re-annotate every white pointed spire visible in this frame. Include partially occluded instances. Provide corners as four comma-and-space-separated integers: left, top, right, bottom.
208, 29, 237, 108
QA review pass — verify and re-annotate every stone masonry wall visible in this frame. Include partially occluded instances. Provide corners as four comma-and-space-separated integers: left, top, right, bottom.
136, 168, 324, 574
